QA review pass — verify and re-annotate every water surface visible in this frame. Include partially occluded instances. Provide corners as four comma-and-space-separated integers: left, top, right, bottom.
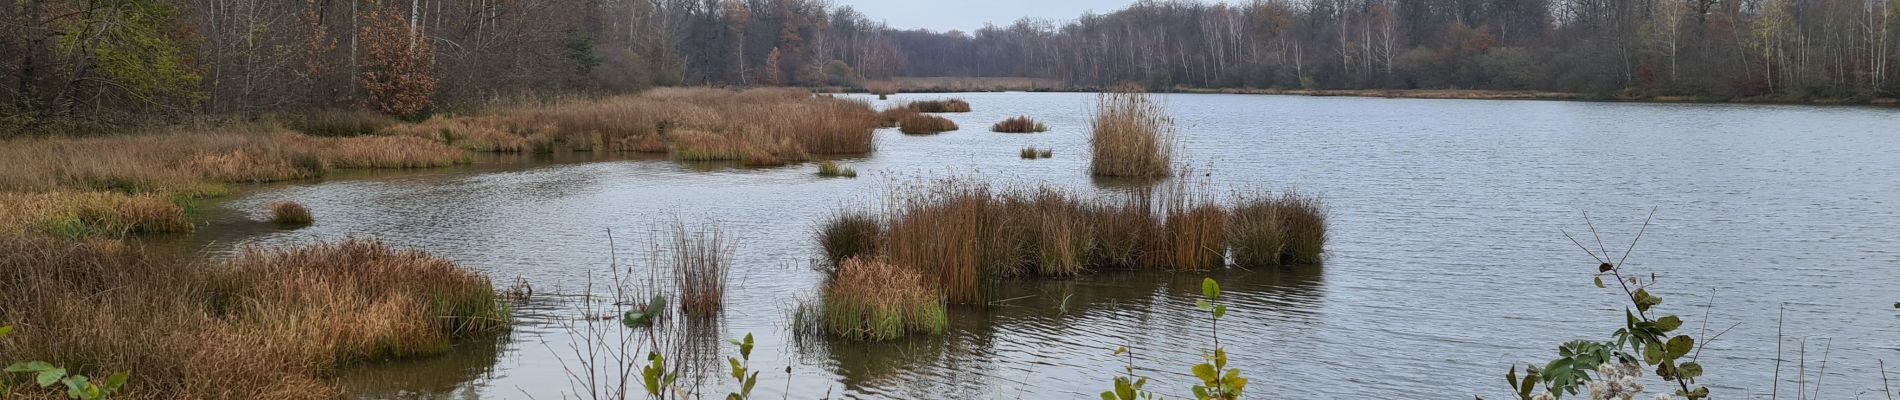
180, 93, 1900, 398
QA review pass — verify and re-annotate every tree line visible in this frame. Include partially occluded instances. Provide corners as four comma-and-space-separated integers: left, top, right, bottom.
4, 0, 1896, 131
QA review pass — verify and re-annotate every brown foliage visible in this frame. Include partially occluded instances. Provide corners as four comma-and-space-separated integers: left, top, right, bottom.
358, 11, 438, 118
1089, 86, 1175, 178
898, 113, 958, 134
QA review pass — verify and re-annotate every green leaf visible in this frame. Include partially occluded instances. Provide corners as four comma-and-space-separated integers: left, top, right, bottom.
1192, 363, 1218, 382
1507, 366, 1519, 391
741, 333, 755, 359
1213, 305, 1227, 319
1655, 315, 1683, 332
1195, 299, 1212, 311
1678, 362, 1704, 379
1594, 276, 1605, 288
37, 368, 66, 387
1201, 278, 1220, 300
0, 326, 11, 337
1114, 346, 1129, 356
1102, 391, 1119, 400
1666, 335, 1694, 358
1644, 342, 1664, 364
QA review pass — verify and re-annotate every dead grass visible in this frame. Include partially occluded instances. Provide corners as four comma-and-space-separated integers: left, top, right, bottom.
1090, 85, 1176, 178
0, 192, 192, 238
1228, 191, 1329, 267
905, 99, 972, 113
387, 88, 877, 162
663, 220, 734, 318
0, 237, 507, 399
898, 114, 959, 135
992, 116, 1048, 133
816, 180, 1329, 306
285, 109, 399, 137
0, 128, 467, 196
270, 201, 313, 226
819, 257, 946, 341
876, 107, 919, 128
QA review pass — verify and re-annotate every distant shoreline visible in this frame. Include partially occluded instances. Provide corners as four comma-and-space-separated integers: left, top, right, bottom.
839, 78, 1900, 107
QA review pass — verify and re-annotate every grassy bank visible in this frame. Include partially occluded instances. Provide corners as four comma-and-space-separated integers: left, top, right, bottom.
382, 88, 879, 165
0, 238, 508, 399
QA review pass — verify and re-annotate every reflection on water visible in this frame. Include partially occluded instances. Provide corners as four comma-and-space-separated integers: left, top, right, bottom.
165, 92, 1900, 398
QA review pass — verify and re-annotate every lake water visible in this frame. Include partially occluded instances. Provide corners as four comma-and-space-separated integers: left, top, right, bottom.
175, 93, 1900, 399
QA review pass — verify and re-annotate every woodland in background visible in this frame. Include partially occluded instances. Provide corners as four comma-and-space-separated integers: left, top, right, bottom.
4, 0, 1898, 133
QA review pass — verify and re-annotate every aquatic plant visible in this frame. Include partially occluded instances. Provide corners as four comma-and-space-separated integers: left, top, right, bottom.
817, 211, 882, 269
991, 116, 1049, 133
724, 333, 760, 399
875, 107, 918, 128
1089, 85, 1176, 178
904, 99, 972, 113
898, 113, 958, 135
816, 160, 857, 178
666, 220, 735, 318
820, 258, 947, 341
1227, 191, 1328, 267
269, 201, 313, 226
1101, 278, 1249, 400
1502, 211, 1714, 400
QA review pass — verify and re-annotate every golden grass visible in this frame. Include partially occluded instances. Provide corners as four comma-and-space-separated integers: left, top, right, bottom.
820, 257, 946, 341
898, 113, 959, 135
0, 237, 506, 399
905, 99, 972, 113
0, 192, 192, 238
992, 116, 1048, 133
270, 201, 314, 226
1227, 191, 1328, 267
1089, 86, 1176, 178
663, 220, 734, 318
388, 88, 877, 162
0, 128, 467, 196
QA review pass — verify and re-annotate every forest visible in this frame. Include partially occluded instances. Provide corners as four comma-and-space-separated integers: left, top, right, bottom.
4, 0, 1897, 132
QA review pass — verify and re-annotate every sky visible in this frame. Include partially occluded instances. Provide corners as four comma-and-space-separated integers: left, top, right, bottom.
831, 0, 1143, 33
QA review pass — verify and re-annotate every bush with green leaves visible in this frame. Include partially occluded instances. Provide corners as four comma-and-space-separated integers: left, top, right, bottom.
1501, 213, 1714, 400
1101, 278, 1250, 400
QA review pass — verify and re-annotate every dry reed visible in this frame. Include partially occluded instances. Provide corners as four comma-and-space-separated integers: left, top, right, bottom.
820, 257, 947, 341
285, 109, 398, 137
898, 114, 959, 135
270, 201, 314, 226
992, 116, 1049, 133
0, 237, 507, 399
903, 99, 973, 113
1228, 191, 1329, 267
1089, 85, 1176, 178
663, 220, 734, 318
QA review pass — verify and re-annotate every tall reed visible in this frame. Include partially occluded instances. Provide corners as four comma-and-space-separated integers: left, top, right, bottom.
820, 257, 947, 341
1228, 191, 1329, 267
904, 99, 972, 113
664, 220, 734, 318
1089, 86, 1176, 178
991, 116, 1049, 133
270, 201, 314, 226
818, 211, 882, 269
898, 114, 959, 135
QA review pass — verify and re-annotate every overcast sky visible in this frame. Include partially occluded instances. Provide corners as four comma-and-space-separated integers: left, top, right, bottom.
831, 0, 1143, 33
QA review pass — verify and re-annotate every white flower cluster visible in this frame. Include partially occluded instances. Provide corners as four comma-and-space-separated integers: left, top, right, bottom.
1587, 362, 1646, 400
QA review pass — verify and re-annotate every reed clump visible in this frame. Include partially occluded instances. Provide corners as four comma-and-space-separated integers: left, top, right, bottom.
815, 179, 1328, 305
1020, 147, 1053, 159
1089, 86, 1176, 178
898, 113, 959, 135
270, 201, 314, 226
875, 107, 919, 128
991, 116, 1049, 133
904, 99, 972, 113
0, 237, 507, 399
820, 257, 947, 341
816, 160, 858, 178
664, 220, 734, 318
1228, 191, 1328, 267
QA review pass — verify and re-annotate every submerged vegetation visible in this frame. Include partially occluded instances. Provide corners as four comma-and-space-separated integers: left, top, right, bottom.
1090, 86, 1176, 178
1020, 147, 1053, 159
904, 99, 972, 113
0, 238, 507, 399
816, 160, 858, 178
992, 116, 1049, 133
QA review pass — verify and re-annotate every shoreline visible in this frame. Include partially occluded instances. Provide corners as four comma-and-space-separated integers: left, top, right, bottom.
837, 80, 1900, 107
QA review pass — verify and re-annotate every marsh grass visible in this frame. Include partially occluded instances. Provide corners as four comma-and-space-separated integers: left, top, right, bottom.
285, 109, 398, 137
816, 179, 1328, 309
1020, 147, 1053, 159
992, 116, 1049, 133
898, 114, 959, 135
876, 107, 918, 128
0, 237, 507, 399
1227, 191, 1328, 267
662, 220, 734, 318
1089, 86, 1176, 178
270, 201, 314, 226
820, 258, 947, 341
903, 99, 972, 113
817, 160, 858, 178
0, 192, 192, 238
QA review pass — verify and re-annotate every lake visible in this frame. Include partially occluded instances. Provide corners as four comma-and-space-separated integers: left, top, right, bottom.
171, 92, 1900, 398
